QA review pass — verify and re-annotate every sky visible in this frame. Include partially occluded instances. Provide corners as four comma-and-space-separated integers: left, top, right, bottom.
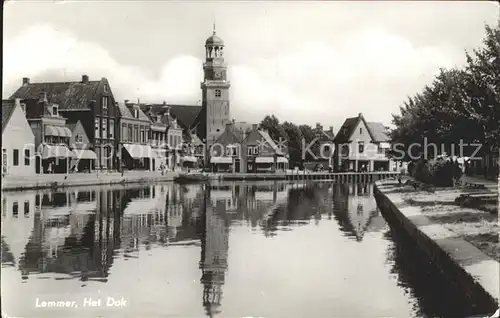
3, 1, 499, 130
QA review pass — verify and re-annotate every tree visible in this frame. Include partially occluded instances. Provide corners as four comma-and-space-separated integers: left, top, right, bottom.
282, 121, 303, 168
298, 124, 319, 161
390, 24, 500, 163
259, 115, 287, 142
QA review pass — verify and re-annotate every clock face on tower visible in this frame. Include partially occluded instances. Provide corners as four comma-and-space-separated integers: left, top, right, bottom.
214, 70, 221, 79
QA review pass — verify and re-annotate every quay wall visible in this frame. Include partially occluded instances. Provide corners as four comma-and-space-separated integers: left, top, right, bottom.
2, 171, 400, 191
374, 179, 499, 314
2, 172, 179, 192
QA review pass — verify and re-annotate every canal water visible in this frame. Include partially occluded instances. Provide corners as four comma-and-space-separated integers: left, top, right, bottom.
1, 181, 476, 317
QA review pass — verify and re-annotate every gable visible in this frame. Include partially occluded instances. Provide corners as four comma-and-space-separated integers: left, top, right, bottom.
215, 125, 242, 146
349, 118, 372, 143
70, 120, 90, 147
2, 101, 34, 141
243, 129, 262, 145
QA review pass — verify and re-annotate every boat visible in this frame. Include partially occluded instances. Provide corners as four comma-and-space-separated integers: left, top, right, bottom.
174, 173, 210, 184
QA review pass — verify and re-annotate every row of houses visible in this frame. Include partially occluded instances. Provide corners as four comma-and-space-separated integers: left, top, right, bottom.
2, 75, 398, 176
2, 76, 198, 176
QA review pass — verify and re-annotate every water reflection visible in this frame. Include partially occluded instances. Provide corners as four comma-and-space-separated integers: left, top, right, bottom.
1, 181, 479, 317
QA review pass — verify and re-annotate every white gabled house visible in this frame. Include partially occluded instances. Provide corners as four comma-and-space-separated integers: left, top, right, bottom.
2, 99, 36, 177
333, 113, 392, 172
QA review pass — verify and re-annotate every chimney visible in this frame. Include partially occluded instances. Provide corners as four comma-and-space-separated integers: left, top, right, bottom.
162, 101, 167, 106
329, 126, 334, 132
358, 112, 362, 118
316, 122, 322, 130
22, 77, 30, 85
82, 75, 89, 83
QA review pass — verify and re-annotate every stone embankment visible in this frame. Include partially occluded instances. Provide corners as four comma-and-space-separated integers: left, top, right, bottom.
374, 178, 499, 315
1, 171, 179, 192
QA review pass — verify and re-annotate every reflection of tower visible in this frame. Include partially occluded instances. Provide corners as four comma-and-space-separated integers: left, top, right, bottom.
199, 186, 229, 317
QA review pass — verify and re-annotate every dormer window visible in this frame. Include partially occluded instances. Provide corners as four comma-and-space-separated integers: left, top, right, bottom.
104, 84, 108, 93
103, 97, 108, 109
52, 106, 58, 116
134, 109, 139, 118
215, 89, 221, 98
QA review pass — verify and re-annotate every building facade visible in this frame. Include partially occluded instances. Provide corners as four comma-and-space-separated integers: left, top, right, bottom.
333, 113, 391, 172
117, 102, 153, 171
303, 123, 335, 171
68, 120, 96, 172
243, 125, 288, 173
23, 94, 73, 174
2, 99, 36, 177
11, 75, 119, 171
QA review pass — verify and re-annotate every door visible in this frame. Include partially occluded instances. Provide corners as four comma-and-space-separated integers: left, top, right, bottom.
234, 159, 240, 173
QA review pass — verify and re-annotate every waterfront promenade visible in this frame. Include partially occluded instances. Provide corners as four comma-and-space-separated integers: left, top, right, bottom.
374, 177, 499, 315
1, 170, 179, 192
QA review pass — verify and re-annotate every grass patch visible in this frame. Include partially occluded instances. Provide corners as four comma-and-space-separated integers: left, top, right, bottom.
462, 233, 500, 262
428, 211, 498, 224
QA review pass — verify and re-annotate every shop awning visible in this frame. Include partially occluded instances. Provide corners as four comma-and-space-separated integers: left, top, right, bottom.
123, 144, 153, 159
210, 156, 233, 164
182, 156, 197, 162
60, 127, 73, 137
72, 149, 97, 160
41, 144, 74, 159
44, 125, 59, 136
255, 156, 274, 163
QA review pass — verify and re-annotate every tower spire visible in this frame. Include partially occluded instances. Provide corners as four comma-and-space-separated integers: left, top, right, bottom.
213, 15, 216, 35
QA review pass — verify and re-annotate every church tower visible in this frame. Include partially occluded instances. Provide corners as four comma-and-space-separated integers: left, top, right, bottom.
201, 24, 231, 146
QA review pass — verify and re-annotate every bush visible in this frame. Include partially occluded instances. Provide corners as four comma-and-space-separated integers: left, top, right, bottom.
412, 159, 432, 184
429, 159, 455, 187
411, 158, 456, 187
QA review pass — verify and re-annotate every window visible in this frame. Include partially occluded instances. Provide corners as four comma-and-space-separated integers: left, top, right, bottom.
378, 145, 383, 154
20, 103, 26, 113
52, 106, 58, 116
13, 201, 18, 217
13, 149, 19, 166
122, 124, 127, 141
359, 127, 362, 135
128, 124, 133, 142
2, 149, 6, 167
102, 119, 107, 138
215, 89, 221, 98
103, 97, 108, 109
24, 149, 30, 166
109, 119, 114, 139
95, 118, 100, 138
253, 147, 258, 155
134, 125, 139, 142
134, 109, 138, 118
104, 84, 108, 93
358, 142, 364, 153
248, 147, 253, 156
75, 134, 83, 143
24, 201, 29, 216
